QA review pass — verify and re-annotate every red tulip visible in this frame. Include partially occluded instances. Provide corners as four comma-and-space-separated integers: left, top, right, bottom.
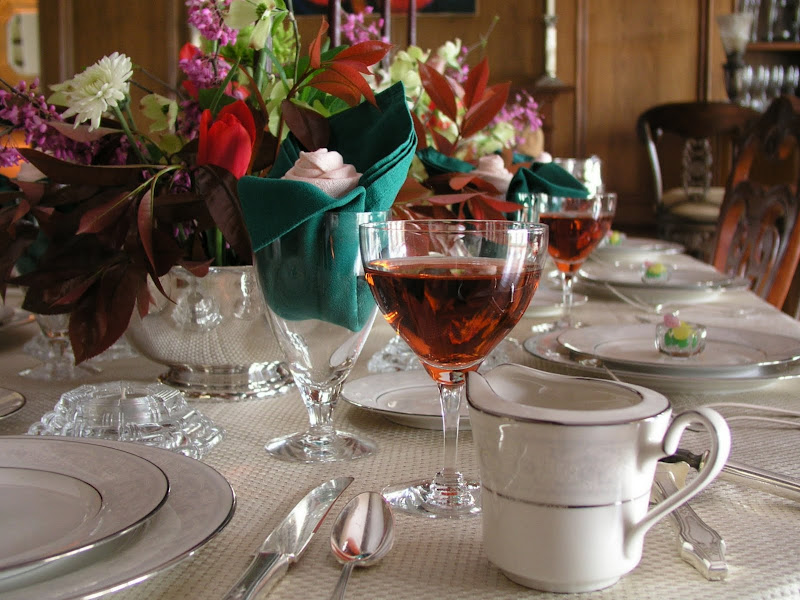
197, 100, 257, 179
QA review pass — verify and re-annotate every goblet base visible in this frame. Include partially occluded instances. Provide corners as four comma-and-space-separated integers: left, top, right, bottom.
18, 360, 102, 381
381, 476, 481, 519
265, 429, 376, 463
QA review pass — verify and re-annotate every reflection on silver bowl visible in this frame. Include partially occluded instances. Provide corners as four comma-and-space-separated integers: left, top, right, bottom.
126, 266, 293, 401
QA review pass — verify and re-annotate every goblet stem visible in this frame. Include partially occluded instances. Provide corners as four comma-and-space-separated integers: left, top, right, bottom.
302, 384, 338, 432
433, 380, 463, 492
561, 271, 576, 327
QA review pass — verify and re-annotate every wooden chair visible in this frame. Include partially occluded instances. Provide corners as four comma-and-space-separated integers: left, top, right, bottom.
637, 102, 760, 259
710, 95, 800, 311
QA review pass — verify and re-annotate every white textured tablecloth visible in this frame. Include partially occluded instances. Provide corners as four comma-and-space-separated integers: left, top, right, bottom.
2, 254, 800, 599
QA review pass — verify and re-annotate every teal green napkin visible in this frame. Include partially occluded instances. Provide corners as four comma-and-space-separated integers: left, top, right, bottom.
507, 162, 590, 201
238, 82, 416, 331
417, 147, 474, 176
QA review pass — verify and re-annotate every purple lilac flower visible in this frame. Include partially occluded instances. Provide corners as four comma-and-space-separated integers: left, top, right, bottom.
179, 51, 231, 90
186, 0, 237, 46
176, 99, 202, 141
340, 7, 387, 45
493, 91, 542, 146
0, 78, 96, 165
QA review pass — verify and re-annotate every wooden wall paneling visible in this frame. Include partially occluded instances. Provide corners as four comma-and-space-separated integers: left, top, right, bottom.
582, 0, 704, 234
38, 0, 190, 123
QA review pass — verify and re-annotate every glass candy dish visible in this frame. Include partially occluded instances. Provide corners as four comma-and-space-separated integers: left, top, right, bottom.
27, 381, 224, 459
656, 315, 707, 358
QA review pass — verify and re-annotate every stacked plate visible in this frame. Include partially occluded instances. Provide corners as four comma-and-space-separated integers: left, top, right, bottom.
0, 436, 235, 599
593, 236, 684, 262
523, 324, 800, 394
576, 260, 750, 305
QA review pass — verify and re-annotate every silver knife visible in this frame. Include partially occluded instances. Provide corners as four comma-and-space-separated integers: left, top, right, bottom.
652, 462, 728, 581
223, 477, 354, 600
663, 448, 800, 503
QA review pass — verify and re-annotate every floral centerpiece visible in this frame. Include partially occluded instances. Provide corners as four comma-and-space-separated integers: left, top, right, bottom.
0, 0, 391, 362
0, 2, 542, 364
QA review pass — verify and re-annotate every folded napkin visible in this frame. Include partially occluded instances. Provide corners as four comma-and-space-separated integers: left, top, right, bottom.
506, 162, 590, 202
417, 147, 474, 176
238, 82, 416, 331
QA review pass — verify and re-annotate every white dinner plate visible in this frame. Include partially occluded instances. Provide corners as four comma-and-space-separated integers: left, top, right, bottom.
577, 261, 749, 304
522, 331, 800, 395
594, 236, 684, 261
343, 370, 470, 430
525, 286, 588, 318
0, 437, 169, 580
0, 436, 235, 600
558, 324, 800, 378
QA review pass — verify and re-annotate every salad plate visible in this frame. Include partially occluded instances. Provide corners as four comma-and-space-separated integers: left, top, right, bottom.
0, 436, 234, 600
558, 324, 800, 378
522, 331, 800, 395
0, 437, 169, 580
343, 370, 469, 430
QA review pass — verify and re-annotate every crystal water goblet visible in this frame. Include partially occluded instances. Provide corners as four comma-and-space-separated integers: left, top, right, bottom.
359, 219, 549, 518
253, 211, 387, 463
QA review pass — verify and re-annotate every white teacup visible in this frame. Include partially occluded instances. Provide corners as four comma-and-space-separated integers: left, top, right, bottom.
466, 364, 730, 594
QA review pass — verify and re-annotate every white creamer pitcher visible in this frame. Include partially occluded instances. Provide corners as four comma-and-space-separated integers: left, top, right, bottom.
466, 364, 730, 593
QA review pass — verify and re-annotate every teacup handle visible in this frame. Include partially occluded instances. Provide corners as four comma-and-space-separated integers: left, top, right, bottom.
625, 407, 731, 558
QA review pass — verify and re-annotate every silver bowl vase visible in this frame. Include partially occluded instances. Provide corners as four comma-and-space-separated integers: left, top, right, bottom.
126, 266, 293, 400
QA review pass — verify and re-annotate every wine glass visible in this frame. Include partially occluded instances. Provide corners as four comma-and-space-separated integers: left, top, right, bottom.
359, 220, 549, 518
20, 313, 103, 380
530, 193, 617, 329
253, 211, 387, 463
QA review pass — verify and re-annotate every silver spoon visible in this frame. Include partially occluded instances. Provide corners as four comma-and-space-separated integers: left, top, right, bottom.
329, 491, 394, 600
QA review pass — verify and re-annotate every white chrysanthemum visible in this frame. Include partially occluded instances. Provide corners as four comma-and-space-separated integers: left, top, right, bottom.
51, 52, 133, 130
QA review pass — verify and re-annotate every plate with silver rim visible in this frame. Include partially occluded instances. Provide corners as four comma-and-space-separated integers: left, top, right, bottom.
0, 436, 235, 600
0, 437, 169, 580
557, 324, 800, 378
577, 261, 749, 304
594, 236, 684, 261
522, 330, 800, 395
343, 370, 470, 430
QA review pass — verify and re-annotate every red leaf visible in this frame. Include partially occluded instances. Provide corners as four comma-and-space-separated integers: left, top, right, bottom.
461, 82, 510, 140
326, 58, 372, 75
281, 99, 331, 151
411, 112, 428, 150
137, 190, 156, 273
333, 41, 392, 67
448, 174, 477, 191
308, 18, 329, 70
326, 62, 377, 105
481, 195, 525, 212
307, 69, 365, 106
426, 193, 480, 205
76, 192, 133, 234
393, 176, 433, 206
418, 62, 458, 122
463, 56, 489, 109
430, 129, 455, 156
194, 166, 252, 261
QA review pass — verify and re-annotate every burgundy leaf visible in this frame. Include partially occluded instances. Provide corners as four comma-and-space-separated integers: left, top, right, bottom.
194, 165, 253, 262
325, 62, 377, 106
418, 62, 458, 122
430, 129, 455, 156
281, 99, 331, 151
461, 82, 511, 140
410, 112, 429, 150
76, 191, 133, 234
17, 148, 149, 187
137, 190, 157, 274
463, 57, 489, 109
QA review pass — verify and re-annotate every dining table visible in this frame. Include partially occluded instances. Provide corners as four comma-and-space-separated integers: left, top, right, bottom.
1, 250, 800, 599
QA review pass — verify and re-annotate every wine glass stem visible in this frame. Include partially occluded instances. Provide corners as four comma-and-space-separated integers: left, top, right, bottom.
561, 271, 575, 326
434, 379, 463, 488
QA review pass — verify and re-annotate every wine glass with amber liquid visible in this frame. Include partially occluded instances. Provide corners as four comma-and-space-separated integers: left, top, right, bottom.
359, 220, 549, 518
531, 193, 617, 328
